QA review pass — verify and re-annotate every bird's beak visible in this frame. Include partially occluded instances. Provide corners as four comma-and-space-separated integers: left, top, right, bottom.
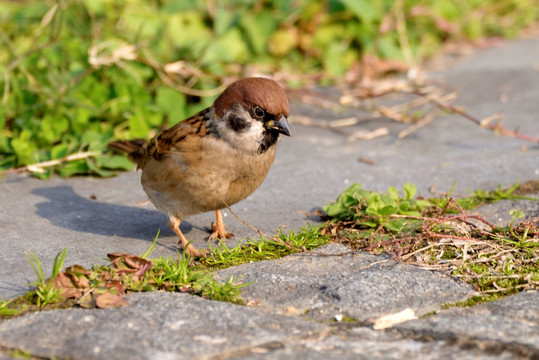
268, 115, 291, 136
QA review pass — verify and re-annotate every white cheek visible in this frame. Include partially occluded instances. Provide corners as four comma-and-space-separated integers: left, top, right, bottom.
215, 108, 265, 153
237, 121, 264, 145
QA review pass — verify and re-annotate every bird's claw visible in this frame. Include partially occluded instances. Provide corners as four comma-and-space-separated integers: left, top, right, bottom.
209, 222, 235, 242
182, 244, 207, 259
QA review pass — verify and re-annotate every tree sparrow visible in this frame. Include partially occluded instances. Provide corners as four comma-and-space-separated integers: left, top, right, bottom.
109, 78, 291, 258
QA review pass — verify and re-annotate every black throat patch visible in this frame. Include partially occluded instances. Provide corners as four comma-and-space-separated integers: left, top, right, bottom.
258, 130, 280, 153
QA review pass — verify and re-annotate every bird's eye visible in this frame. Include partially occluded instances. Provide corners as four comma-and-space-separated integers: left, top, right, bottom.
254, 106, 265, 118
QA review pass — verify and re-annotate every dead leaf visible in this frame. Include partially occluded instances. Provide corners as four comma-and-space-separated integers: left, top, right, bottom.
77, 292, 96, 308
106, 280, 124, 293
124, 255, 153, 276
107, 252, 129, 265
107, 253, 152, 276
65, 264, 91, 276
95, 292, 128, 309
53, 269, 91, 299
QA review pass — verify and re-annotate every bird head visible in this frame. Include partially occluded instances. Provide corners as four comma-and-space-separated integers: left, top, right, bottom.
211, 78, 291, 153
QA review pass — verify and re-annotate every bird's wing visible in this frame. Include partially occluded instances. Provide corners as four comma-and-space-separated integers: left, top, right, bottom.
147, 108, 212, 160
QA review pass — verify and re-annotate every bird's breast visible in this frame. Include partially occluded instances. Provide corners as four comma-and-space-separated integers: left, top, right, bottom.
140, 136, 277, 217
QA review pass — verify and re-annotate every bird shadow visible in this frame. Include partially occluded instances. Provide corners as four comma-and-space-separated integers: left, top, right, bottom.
31, 186, 195, 243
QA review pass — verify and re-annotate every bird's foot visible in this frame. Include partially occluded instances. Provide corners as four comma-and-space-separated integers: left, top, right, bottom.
209, 222, 235, 242
181, 243, 207, 259
177, 238, 207, 259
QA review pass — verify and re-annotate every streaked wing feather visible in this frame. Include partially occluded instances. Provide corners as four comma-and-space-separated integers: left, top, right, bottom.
147, 108, 211, 160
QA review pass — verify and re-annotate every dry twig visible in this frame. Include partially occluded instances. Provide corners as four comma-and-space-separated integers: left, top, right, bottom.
1, 151, 100, 176
292, 80, 538, 144
410, 89, 539, 144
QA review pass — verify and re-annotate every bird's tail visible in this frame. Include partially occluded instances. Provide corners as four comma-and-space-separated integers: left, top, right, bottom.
108, 140, 148, 166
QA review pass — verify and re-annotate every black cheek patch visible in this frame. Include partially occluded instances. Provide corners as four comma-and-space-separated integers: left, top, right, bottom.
228, 114, 251, 133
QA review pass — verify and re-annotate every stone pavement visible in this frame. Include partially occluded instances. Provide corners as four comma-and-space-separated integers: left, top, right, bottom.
0, 39, 538, 359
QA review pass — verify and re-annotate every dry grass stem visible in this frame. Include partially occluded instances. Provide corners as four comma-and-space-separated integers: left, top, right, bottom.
346, 127, 389, 142
294, 78, 537, 144
1, 151, 100, 176
324, 207, 538, 295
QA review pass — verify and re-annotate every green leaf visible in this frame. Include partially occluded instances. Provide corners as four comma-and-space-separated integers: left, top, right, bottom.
240, 12, 276, 55
358, 219, 378, 228
81, 130, 110, 152
82, 0, 106, 16
156, 87, 186, 125
58, 159, 89, 177
399, 210, 421, 217
268, 28, 297, 57
416, 200, 433, 209
403, 183, 417, 200
96, 155, 134, 171
384, 219, 405, 233
214, 8, 237, 36
338, 0, 378, 22
379, 194, 396, 206
378, 34, 403, 60
11, 130, 37, 165
71, 108, 92, 134
0, 108, 5, 130
346, 182, 362, 194
167, 12, 211, 49
365, 206, 381, 218
0, 136, 13, 154
202, 28, 249, 64
123, 7, 163, 40
0, 155, 16, 171
128, 111, 150, 139
33, 169, 52, 180
323, 44, 348, 76
387, 186, 399, 201
85, 158, 116, 178
323, 202, 349, 219
51, 143, 69, 159
379, 205, 398, 216
41, 115, 69, 145
341, 194, 357, 208
399, 202, 410, 212
366, 193, 380, 210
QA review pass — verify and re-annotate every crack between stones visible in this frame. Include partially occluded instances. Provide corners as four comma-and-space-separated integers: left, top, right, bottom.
0, 343, 52, 360
393, 327, 539, 359
207, 328, 331, 360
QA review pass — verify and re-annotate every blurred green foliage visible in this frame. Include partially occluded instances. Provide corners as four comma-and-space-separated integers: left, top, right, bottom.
1, 0, 537, 177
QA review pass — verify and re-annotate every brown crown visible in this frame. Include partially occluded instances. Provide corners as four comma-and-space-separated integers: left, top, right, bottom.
213, 78, 289, 118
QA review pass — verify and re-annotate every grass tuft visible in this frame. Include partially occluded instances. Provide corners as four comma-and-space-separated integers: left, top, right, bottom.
322, 181, 539, 303
0, 226, 329, 318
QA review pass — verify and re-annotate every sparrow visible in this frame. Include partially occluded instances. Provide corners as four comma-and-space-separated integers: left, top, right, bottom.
108, 77, 291, 258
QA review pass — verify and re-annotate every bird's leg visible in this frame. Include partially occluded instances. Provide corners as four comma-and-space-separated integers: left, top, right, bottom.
169, 217, 206, 258
209, 209, 234, 241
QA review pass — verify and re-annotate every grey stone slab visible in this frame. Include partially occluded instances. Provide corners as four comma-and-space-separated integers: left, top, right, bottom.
240, 327, 517, 360
396, 291, 539, 354
0, 291, 526, 360
0, 292, 327, 360
472, 192, 539, 226
216, 244, 477, 321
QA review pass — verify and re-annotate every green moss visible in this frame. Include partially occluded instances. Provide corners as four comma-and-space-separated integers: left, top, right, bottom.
442, 294, 505, 309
